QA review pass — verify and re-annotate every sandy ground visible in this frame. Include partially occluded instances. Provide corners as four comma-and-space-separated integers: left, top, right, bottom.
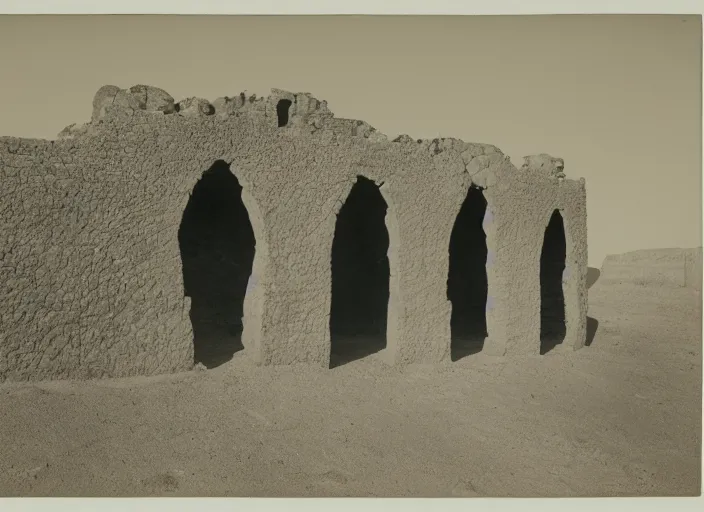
0, 279, 701, 497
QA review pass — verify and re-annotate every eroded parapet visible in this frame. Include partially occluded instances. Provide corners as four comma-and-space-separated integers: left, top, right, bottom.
520, 153, 566, 180
58, 84, 371, 139
390, 135, 507, 187
57, 84, 179, 139
93, 84, 177, 120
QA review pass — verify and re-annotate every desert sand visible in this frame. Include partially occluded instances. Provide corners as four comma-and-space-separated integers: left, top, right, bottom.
0, 273, 701, 497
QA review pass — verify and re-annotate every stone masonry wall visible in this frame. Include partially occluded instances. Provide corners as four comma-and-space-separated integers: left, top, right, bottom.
0, 85, 588, 382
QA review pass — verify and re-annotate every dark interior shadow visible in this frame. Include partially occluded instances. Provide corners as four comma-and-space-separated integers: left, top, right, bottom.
178, 160, 255, 369
448, 185, 489, 362
540, 210, 567, 355
587, 267, 601, 289
330, 176, 389, 369
277, 99, 292, 127
585, 316, 599, 347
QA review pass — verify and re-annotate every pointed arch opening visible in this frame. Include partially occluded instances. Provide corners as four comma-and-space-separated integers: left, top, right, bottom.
540, 209, 567, 354
447, 185, 489, 361
178, 160, 256, 368
329, 176, 390, 368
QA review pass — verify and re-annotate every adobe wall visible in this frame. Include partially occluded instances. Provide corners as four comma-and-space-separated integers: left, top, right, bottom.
0, 85, 588, 382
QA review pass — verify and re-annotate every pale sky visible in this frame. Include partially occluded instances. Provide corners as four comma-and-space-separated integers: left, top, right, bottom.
0, 14, 701, 267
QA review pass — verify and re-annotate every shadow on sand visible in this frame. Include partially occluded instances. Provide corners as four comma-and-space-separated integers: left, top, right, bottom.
586, 316, 599, 347
585, 267, 601, 347
587, 267, 601, 289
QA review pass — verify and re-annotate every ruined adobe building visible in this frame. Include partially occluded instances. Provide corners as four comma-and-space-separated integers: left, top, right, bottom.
0, 85, 588, 382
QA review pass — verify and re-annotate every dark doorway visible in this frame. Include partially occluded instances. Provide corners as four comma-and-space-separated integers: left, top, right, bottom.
330, 176, 390, 368
178, 160, 256, 368
277, 99, 292, 127
447, 185, 489, 361
540, 209, 567, 354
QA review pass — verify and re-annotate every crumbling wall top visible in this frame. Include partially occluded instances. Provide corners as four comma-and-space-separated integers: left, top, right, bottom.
1, 84, 579, 187
520, 153, 567, 181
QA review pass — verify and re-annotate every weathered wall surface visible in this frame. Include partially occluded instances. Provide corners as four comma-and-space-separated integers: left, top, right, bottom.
0, 85, 588, 382
600, 247, 703, 290
482, 157, 588, 356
